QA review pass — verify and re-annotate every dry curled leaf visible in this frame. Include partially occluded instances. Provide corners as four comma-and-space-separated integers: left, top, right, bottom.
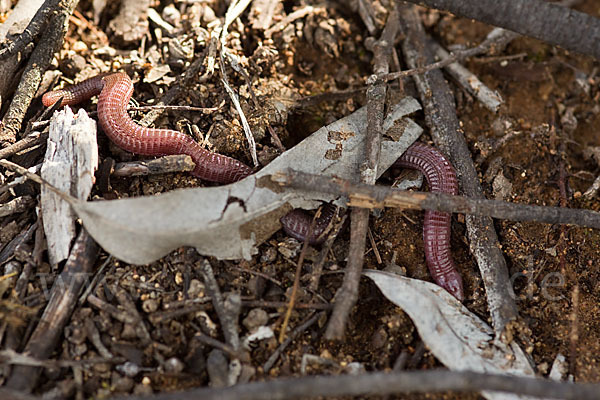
363, 270, 536, 400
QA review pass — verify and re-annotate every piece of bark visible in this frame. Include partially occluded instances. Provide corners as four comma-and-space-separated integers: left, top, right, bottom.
399, 5, 518, 337
40, 107, 97, 265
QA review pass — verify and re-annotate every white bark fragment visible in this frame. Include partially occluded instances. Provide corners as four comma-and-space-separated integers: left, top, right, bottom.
41, 107, 98, 265
432, 41, 504, 113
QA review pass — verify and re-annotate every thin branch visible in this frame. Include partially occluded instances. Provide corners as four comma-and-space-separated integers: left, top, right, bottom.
379, 28, 518, 83
128, 104, 220, 113
219, 54, 258, 167
0, 196, 34, 217
325, 4, 400, 340
198, 259, 241, 352
0, 349, 122, 369
309, 212, 347, 292
430, 39, 503, 112
279, 208, 319, 343
264, 312, 323, 373
273, 169, 600, 229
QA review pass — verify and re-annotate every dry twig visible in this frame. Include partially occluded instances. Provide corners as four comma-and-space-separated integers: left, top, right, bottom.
274, 169, 600, 230
325, 3, 400, 341
112, 155, 195, 177
5, 229, 99, 393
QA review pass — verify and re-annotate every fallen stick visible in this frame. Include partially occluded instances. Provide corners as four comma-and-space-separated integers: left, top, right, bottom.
272, 169, 600, 229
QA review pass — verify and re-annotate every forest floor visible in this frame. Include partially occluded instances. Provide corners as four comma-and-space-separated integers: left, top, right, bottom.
1, 0, 600, 399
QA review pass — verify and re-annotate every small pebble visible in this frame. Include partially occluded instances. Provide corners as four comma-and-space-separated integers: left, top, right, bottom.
187, 279, 205, 297
72, 41, 88, 52
112, 375, 134, 393
370, 327, 388, 350
242, 308, 269, 331
206, 350, 228, 388
175, 271, 183, 285
116, 361, 141, 378
142, 299, 158, 313
59, 53, 86, 77
247, 276, 266, 298
121, 323, 137, 340
277, 238, 301, 259
133, 382, 153, 396
161, 4, 181, 26
260, 247, 277, 263
164, 357, 185, 373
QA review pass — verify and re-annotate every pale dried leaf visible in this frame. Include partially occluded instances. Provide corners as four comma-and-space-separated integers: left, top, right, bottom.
72, 98, 422, 264
363, 270, 536, 400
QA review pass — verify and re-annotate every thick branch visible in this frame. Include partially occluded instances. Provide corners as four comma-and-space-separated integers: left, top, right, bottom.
0, 0, 57, 60
402, 0, 600, 60
5, 229, 99, 392
117, 369, 600, 400
399, 5, 518, 336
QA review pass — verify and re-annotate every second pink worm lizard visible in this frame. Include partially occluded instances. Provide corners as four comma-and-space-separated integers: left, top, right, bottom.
395, 142, 464, 300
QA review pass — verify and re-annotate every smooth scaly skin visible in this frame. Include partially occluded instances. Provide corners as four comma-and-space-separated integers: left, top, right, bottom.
280, 203, 337, 245
42, 73, 252, 184
394, 142, 463, 300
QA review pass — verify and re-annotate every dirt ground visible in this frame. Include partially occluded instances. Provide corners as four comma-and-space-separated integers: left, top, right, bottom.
1, 0, 600, 398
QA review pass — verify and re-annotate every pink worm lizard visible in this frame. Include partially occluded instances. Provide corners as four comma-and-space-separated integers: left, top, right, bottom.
394, 142, 463, 300
42, 72, 463, 299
